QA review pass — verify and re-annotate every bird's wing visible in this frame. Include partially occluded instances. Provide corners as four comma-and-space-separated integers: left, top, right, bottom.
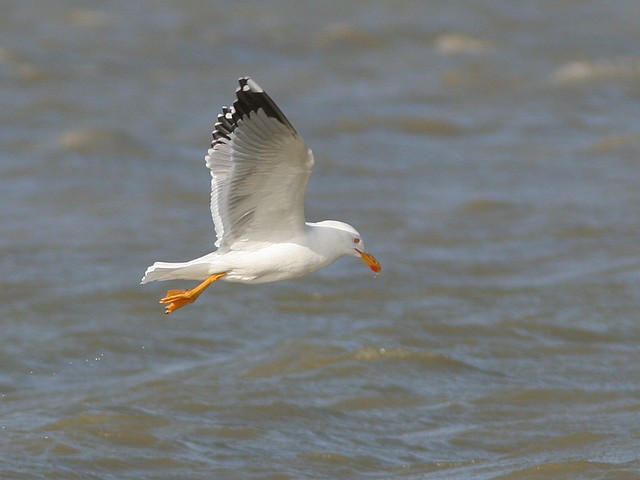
205, 77, 314, 250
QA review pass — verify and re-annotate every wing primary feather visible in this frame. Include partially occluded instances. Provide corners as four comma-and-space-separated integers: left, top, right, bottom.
234, 77, 297, 133
211, 78, 295, 149
206, 77, 313, 250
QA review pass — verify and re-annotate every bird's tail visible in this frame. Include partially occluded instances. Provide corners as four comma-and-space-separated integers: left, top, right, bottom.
141, 260, 213, 284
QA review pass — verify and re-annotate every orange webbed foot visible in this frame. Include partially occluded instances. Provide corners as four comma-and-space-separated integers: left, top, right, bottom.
160, 289, 197, 314
158, 272, 226, 314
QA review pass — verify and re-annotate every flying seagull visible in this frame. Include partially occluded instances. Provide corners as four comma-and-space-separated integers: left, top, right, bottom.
142, 77, 381, 313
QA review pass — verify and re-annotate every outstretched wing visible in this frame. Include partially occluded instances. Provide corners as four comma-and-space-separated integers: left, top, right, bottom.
206, 77, 314, 250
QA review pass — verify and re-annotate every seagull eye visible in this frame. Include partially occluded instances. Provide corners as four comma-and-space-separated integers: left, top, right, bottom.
354, 238, 361, 244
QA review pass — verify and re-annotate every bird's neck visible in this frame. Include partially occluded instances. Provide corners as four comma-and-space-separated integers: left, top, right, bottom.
304, 222, 348, 258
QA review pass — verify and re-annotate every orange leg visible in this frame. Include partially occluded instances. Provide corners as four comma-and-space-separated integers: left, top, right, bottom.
159, 272, 227, 314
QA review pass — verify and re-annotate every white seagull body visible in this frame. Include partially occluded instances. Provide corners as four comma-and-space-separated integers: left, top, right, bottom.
142, 77, 381, 313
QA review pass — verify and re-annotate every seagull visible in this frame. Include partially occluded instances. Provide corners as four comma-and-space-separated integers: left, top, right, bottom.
141, 77, 381, 314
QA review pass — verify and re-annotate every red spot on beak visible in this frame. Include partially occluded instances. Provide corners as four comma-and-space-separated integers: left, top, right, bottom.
355, 248, 381, 274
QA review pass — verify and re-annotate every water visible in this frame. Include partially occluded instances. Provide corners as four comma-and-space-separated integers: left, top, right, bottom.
2, 1, 640, 478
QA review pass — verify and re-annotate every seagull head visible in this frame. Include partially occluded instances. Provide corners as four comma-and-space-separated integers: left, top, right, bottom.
315, 220, 381, 274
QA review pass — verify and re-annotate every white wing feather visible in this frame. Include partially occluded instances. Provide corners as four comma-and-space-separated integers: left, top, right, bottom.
205, 78, 314, 250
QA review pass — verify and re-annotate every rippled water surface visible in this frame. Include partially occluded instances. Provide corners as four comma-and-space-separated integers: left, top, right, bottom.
2, 1, 640, 478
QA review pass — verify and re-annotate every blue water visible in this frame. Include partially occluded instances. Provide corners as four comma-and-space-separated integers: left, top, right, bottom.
2, 1, 640, 478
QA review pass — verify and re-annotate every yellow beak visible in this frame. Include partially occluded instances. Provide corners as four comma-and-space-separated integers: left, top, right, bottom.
355, 248, 381, 274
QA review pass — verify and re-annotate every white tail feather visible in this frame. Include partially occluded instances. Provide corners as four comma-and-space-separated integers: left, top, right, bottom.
141, 261, 212, 283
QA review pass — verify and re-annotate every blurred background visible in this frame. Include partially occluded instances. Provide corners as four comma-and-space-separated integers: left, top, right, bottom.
2, 1, 640, 478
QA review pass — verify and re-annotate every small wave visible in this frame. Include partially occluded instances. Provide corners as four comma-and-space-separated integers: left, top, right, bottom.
351, 345, 459, 367
41, 410, 169, 448
242, 343, 478, 379
62, 8, 117, 28
550, 57, 640, 84
59, 128, 148, 156
334, 115, 466, 136
584, 133, 640, 153
435, 33, 496, 55
454, 198, 524, 215
500, 459, 613, 479
316, 23, 386, 50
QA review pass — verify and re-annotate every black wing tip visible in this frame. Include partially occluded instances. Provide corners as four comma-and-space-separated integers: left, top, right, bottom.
210, 77, 296, 148
237, 76, 264, 93
234, 76, 296, 132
